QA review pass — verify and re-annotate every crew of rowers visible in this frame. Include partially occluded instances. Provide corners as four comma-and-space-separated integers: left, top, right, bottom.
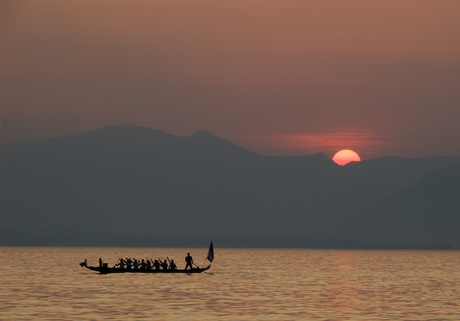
115, 257, 178, 271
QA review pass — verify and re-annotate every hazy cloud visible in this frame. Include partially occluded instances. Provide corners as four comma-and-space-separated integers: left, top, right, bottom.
1, 0, 460, 158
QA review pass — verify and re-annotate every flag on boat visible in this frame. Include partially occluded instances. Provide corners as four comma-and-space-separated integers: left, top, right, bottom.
206, 242, 214, 263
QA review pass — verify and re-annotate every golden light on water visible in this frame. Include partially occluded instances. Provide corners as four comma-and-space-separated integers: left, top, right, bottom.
2, 247, 460, 319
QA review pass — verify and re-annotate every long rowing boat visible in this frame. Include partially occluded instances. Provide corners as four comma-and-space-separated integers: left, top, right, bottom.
80, 242, 214, 274
80, 260, 211, 274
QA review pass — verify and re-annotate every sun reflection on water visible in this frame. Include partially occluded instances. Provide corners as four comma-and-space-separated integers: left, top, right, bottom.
0, 247, 459, 320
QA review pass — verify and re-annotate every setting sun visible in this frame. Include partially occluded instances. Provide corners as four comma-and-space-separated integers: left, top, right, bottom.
332, 149, 361, 166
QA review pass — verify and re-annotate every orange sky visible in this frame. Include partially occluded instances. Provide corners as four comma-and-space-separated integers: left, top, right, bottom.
1, 0, 460, 159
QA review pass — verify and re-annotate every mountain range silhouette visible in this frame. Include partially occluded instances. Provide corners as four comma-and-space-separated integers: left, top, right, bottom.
1, 125, 459, 248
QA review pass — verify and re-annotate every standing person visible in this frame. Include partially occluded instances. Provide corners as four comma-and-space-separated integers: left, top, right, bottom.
184, 253, 193, 270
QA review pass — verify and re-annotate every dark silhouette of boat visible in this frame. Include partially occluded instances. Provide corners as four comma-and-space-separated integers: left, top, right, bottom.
80, 242, 214, 274
80, 259, 211, 274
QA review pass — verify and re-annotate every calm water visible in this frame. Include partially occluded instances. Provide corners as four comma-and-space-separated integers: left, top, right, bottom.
1, 247, 459, 320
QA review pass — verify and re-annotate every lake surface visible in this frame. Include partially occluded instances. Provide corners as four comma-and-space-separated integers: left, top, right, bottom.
1, 247, 459, 320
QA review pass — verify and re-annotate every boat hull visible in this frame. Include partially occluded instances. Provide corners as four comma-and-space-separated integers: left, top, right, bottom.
81, 263, 211, 274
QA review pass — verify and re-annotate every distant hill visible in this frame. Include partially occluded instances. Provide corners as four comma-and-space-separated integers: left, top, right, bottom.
337, 163, 460, 247
1, 125, 459, 248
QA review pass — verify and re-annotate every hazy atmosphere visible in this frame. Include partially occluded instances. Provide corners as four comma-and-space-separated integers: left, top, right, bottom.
2, 0, 460, 159
3, 2, 460, 319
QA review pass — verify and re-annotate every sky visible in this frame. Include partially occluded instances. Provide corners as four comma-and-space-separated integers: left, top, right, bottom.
1, 0, 460, 159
